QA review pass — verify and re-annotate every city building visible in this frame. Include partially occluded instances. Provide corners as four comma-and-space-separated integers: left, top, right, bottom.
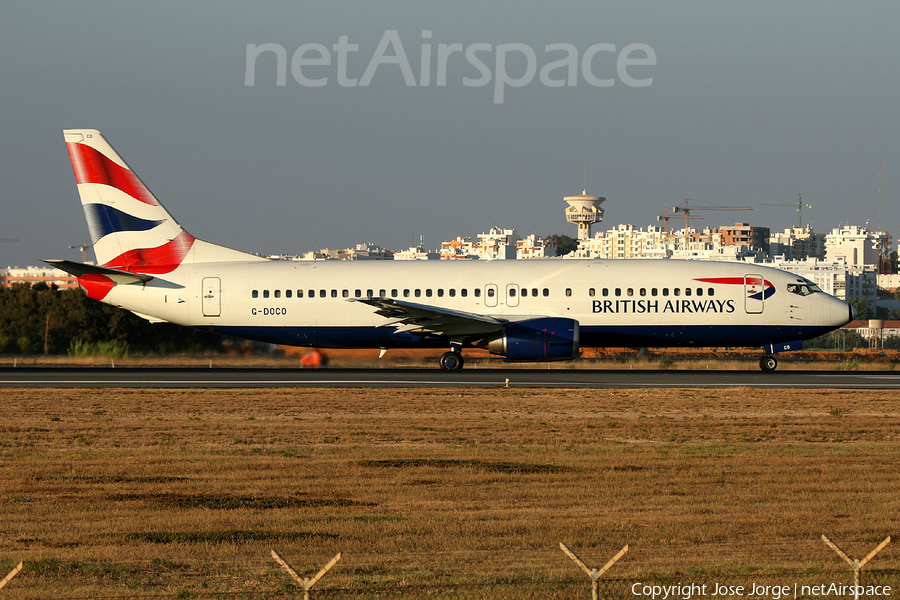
825, 225, 882, 266
1, 265, 78, 289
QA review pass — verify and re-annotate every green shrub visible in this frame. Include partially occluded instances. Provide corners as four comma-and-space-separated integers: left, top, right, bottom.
68, 339, 130, 359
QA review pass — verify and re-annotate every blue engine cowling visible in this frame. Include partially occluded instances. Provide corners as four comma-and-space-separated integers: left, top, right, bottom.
487, 318, 580, 362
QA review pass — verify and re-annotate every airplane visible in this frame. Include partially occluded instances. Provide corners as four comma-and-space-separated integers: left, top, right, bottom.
46, 129, 855, 371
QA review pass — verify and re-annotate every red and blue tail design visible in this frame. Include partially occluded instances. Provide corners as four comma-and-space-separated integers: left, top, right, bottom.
63, 129, 264, 273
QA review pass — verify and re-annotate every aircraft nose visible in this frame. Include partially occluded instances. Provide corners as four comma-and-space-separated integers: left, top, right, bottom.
850, 303, 858, 321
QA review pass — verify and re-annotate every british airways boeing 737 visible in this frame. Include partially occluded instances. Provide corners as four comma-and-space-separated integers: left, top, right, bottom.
46, 129, 854, 370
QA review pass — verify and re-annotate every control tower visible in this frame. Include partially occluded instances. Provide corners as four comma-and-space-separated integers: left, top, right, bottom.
564, 189, 605, 240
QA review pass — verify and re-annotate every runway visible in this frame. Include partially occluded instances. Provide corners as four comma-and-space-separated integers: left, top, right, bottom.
3, 367, 900, 388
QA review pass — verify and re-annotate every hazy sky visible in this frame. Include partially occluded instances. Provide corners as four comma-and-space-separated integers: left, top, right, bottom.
2, 1, 898, 266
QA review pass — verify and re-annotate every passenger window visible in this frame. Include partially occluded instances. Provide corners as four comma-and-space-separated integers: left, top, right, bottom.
252, 290, 258, 299
461, 289, 468, 297
309, 290, 315, 298
475, 289, 481, 297
298, 290, 304, 298
640, 288, 646, 297
520, 288, 527, 297
651, 288, 658, 297
602, 288, 609, 297
627, 288, 633, 297
355, 289, 362, 298
532, 288, 538, 297
331, 289, 338, 298
542, 288, 549, 297
379, 289, 386, 297
589, 288, 595, 297
342, 289, 349, 298
696, 288, 703, 297
674, 288, 681, 297
685, 288, 691, 297
662, 288, 669, 297
263, 290, 270, 299
615, 288, 621, 297
274, 290, 281, 298
391, 289, 398, 298
285, 290, 292, 298
487, 288, 495, 298
426, 289, 432, 297
565, 288, 572, 297
438, 289, 444, 297
404, 289, 410, 297
415, 289, 421, 297
509, 288, 516, 297
708, 288, 714, 296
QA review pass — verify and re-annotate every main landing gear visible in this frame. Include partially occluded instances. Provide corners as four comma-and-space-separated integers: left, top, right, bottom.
439, 350, 465, 370
759, 354, 777, 372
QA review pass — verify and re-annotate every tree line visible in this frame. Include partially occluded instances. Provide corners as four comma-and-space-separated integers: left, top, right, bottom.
0, 284, 225, 355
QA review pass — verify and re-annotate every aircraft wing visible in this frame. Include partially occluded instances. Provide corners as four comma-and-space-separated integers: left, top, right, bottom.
350, 297, 507, 337
43, 259, 154, 285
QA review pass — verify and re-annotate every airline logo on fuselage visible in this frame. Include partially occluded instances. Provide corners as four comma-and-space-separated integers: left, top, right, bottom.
592, 298, 735, 314
591, 277, 774, 314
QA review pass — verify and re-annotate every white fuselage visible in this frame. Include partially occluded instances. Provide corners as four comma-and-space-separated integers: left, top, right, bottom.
97, 257, 852, 351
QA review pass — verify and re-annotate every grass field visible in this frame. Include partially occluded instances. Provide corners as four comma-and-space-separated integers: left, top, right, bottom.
2, 387, 899, 598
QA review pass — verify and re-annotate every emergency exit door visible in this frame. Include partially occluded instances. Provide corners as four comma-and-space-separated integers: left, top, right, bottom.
202, 277, 221, 317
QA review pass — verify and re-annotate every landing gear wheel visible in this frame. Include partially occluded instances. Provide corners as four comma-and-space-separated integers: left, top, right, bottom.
439, 351, 465, 370
759, 354, 778, 372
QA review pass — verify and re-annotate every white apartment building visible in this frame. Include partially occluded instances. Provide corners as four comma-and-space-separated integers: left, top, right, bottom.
768, 227, 826, 261
436, 228, 555, 260
824, 225, 882, 266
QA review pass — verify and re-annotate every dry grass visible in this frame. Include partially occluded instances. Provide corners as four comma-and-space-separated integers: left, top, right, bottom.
1, 387, 899, 598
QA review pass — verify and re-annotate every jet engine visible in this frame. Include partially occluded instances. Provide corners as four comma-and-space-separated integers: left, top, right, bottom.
487, 317, 580, 362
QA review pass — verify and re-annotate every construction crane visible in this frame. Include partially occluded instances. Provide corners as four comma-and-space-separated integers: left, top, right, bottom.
69, 241, 92, 263
760, 194, 812, 229
656, 207, 674, 235
671, 199, 752, 246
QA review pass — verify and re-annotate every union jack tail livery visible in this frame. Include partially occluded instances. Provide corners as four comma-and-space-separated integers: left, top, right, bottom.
62, 129, 263, 272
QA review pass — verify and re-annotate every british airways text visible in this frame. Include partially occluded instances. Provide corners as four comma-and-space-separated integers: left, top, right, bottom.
592, 299, 736, 314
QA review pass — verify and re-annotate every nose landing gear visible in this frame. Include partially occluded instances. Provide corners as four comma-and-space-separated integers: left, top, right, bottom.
759, 354, 778, 371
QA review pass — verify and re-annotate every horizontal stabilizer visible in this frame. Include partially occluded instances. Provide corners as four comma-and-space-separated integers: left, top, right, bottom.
43, 259, 154, 284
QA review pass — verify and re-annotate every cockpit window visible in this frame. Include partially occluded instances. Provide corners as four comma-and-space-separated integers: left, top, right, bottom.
786, 281, 822, 296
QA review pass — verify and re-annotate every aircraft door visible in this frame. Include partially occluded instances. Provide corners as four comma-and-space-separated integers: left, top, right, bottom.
506, 284, 519, 307
202, 277, 221, 317
484, 284, 498, 307
744, 274, 764, 314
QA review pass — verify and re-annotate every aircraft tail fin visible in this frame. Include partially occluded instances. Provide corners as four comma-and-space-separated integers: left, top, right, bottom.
63, 129, 265, 273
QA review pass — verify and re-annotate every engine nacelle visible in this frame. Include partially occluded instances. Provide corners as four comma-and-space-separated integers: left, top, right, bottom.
488, 318, 580, 362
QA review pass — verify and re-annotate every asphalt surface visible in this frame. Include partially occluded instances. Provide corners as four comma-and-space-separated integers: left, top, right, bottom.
2, 367, 900, 389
